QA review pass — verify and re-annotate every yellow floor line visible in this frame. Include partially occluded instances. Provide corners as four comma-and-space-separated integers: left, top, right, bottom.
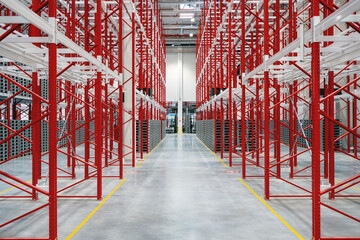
66, 178, 127, 240
196, 137, 228, 167
0, 180, 32, 195
136, 136, 166, 168
238, 178, 304, 240
335, 179, 360, 191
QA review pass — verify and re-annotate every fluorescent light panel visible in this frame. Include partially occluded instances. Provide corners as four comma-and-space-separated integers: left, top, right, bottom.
180, 13, 194, 18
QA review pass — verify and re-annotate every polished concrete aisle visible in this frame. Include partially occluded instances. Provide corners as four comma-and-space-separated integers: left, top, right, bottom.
1, 134, 358, 239
64, 134, 305, 240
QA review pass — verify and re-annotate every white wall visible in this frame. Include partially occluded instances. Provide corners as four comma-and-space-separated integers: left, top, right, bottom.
166, 52, 196, 102
182, 53, 196, 101
166, 54, 179, 101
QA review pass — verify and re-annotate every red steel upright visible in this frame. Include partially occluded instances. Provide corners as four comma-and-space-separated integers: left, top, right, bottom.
48, 0, 58, 238
0, 0, 166, 238
196, 0, 360, 239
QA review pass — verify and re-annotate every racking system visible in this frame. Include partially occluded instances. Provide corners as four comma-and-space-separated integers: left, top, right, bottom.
196, 0, 360, 239
0, 0, 165, 239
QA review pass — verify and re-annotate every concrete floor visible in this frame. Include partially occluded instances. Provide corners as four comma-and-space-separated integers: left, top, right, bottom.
0, 134, 359, 239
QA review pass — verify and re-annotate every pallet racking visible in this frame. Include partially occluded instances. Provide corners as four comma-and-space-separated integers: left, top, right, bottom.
196, 0, 360, 239
0, 0, 166, 239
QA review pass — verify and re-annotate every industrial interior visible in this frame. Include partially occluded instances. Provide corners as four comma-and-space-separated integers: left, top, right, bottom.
0, 0, 359, 239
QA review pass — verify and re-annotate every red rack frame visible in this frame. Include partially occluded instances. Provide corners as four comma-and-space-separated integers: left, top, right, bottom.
196, 1, 360, 239
0, 0, 165, 239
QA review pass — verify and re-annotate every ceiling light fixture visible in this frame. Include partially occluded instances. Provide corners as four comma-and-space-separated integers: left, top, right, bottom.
189, 33, 194, 37
180, 13, 194, 19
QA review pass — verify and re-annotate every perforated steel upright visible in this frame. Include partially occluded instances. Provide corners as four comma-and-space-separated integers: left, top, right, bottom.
0, 0, 166, 239
196, 0, 360, 239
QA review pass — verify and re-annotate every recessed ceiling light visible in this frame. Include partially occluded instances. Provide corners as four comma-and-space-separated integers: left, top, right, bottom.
189, 33, 194, 37
180, 13, 194, 19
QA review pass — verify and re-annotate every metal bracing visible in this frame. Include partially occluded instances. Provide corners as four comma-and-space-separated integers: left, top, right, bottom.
196, 0, 360, 239
0, 0, 166, 239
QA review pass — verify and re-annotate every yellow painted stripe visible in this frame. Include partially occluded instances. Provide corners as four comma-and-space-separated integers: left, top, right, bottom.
136, 136, 166, 168
66, 178, 127, 240
0, 180, 32, 195
238, 178, 304, 240
196, 137, 228, 167
335, 179, 360, 191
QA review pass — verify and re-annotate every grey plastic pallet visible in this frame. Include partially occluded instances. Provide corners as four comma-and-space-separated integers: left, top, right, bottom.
196, 120, 215, 151
136, 120, 165, 153
0, 119, 94, 162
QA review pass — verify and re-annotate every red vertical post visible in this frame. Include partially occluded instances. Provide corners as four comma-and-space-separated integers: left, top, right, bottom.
289, 0, 293, 43
276, 81, 281, 178
214, 0, 218, 153
214, 101, 217, 153
241, 85, 246, 178
131, 12, 136, 166
105, 10, 109, 63
255, 9, 260, 67
228, 2, 233, 167
240, 0, 245, 78
71, 0, 76, 42
105, 84, 109, 167
293, 80, 298, 166
7, 75, 10, 160
95, 0, 103, 200
289, 83, 294, 178
118, 0, 123, 74
139, 31, 144, 157
275, 0, 280, 52
110, 100, 114, 159
347, 76, 351, 153
31, 71, 40, 199
29, 0, 41, 200
256, 80, 260, 166
221, 98, 224, 159
146, 101, 149, 152
141, 99, 144, 158
264, 0, 270, 200
119, 85, 124, 179
324, 84, 329, 179
48, 0, 58, 238
84, 0, 90, 179
84, 82, 90, 179
311, 0, 321, 238
259, 101, 263, 153
71, 0, 77, 180
71, 84, 76, 179
66, 81, 71, 168
264, 73, 270, 199
328, 70, 335, 199
240, 0, 246, 174
118, 0, 123, 179
115, 0, 124, 172
353, 74, 358, 157
250, 100, 255, 159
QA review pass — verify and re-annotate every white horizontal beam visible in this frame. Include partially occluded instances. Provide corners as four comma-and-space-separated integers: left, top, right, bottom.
341, 15, 360, 22
0, 0, 122, 83
318, 35, 360, 42
0, 16, 29, 24
244, 0, 360, 82
1, 37, 50, 43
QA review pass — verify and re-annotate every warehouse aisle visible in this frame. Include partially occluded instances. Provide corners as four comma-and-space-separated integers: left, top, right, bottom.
62, 134, 305, 240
